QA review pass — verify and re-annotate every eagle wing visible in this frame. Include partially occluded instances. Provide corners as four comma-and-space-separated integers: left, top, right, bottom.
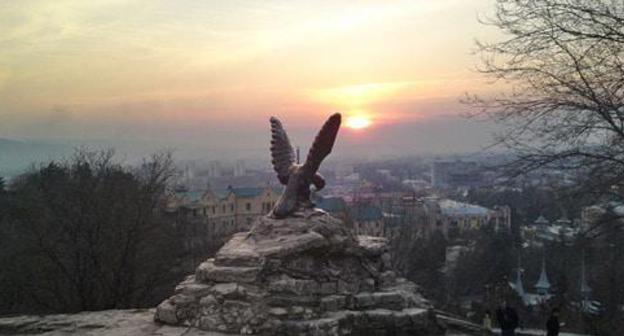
270, 116, 295, 185
302, 113, 341, 178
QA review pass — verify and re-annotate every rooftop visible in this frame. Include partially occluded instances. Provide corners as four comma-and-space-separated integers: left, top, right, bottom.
176, 190, 206, 203
226, 186, 270, 198
438, 199, 490, 216
174, 186, 283, 204
534, 215, 549, 225
535, 260, 551, 291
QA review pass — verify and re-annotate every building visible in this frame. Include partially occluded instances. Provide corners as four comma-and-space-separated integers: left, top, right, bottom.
316, 194, 510, 241
437, 199, 511, 237
431, 160, 482, 189
581, 202, 624, 239
316, 196, 386, 236
165, 185, 282, 242
534, 258, 551, 296
509, 257, 553, 307
522, 215, 580, 245
401, 179, 431, 192
392, 196, 445, 239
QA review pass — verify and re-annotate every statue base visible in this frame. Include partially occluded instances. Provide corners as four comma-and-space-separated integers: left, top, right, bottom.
155, 210, 444, 335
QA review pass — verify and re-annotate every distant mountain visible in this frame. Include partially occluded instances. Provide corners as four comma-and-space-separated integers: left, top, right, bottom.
0, 138, 72, 178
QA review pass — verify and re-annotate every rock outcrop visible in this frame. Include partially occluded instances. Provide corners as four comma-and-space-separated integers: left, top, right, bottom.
155, 210, 444, 336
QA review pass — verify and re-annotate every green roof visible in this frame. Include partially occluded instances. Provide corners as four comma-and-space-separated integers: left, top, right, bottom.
176, 190, 204, 203
218, 186, 283, 199
230, 187, 265, 198
177, 186, 283, 202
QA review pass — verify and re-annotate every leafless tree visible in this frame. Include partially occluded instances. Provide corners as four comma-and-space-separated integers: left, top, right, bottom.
469, 2, 624, 332
469, 0, 624, 201
0, 149, 185, 314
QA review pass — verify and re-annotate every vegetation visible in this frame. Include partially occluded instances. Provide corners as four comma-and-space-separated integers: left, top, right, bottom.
466, 2, 624, 333
0, 149, 187, 314
470, 0, 624, 202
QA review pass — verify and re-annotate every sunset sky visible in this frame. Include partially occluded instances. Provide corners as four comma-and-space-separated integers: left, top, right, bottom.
0, 0, 502, 160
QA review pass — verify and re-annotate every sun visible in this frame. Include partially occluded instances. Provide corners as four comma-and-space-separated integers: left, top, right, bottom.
345, 116, 372, 129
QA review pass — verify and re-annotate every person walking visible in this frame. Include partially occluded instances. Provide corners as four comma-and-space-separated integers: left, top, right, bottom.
546, 308, 561, 336
482, 310, 493, 335
496, 301, 519, 336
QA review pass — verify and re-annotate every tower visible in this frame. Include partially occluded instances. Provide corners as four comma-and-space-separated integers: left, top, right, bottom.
535, 255, 551, 296
513, 255, 527, 303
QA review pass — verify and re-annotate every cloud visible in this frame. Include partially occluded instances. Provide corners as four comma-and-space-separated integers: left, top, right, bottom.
0, 0, 501, 159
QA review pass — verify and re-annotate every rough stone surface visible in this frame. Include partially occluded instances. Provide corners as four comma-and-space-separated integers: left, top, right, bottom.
154, 209, 445, 335
0, 308, 590, 336
0, 309, 228, 336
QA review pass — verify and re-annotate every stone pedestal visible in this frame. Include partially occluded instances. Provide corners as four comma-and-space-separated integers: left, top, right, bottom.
155, 210, 444, 336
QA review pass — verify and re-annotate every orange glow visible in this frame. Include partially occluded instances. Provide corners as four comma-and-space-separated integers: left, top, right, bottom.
345, 116, 372, 129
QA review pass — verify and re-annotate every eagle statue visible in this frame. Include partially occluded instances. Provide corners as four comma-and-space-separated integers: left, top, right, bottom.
269, 113, 341, 218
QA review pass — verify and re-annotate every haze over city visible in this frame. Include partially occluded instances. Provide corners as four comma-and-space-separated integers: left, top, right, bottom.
1, 0, 502, 171
3, 1, 624, 335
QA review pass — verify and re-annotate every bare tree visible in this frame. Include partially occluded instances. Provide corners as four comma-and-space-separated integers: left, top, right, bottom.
469, 2, 624, 333
469, 0, 624, 200
0, 149, 185, 314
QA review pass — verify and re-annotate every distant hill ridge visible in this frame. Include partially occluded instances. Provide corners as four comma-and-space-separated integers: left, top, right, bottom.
0, 138, 71, 178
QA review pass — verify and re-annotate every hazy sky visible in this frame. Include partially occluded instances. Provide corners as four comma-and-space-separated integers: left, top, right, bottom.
0, 0, 503, 160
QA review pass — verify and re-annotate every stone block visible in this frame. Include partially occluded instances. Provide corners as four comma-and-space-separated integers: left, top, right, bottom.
237, 283, 265, 301
211, 283, 247, 300
372, 292, 404, 310
254, 232, 328, 258
337, 279, 360, 294
269, 307, 288, 318
289, 306, 305, 319
170, 294, 196, 306
174, 282, 212, 298
303, 308, 315, 320
240, 325, 254, 335
405, 308, 428, 325
319, 281, 337, 295
365, 309, 395, 328
196, 259, 259, 284
268, 276, 319, 295
222, 299, 251, 312
379, 271, 397, 287
356, 236, 388, 256
320, 295, 346, 312
215, 232, 263, 267
155, 299, 178, 325
360, 278, 375, 292
268, 295, 319, 307
353, 293, 375, 309
199, 315, 222, 330
170, 294, 199, 322
199, 295, 217, 307
393, 310, 411, 327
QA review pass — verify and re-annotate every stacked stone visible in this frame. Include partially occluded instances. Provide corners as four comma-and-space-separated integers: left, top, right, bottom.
155, 210, 443, 336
